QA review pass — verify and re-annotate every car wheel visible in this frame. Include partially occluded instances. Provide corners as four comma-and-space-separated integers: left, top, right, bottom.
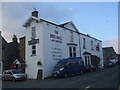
2, 77, 6, 81
12, 77, 16, 82
64, 73, 68, 78
80, 70, 83, 74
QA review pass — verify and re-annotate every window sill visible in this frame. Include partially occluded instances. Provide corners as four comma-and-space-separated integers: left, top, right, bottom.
31, 54, 36, 57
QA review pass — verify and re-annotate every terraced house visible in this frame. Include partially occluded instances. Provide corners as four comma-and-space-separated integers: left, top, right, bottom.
23, 10, 103, 79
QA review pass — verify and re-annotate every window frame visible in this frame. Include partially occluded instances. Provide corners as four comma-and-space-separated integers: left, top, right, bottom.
69, 46, 76, 57
83, 38, 86, 49
31, 44, 36, 56
96, 43, 100, 52
91, 41, 94, 50
31, 26, 36, 39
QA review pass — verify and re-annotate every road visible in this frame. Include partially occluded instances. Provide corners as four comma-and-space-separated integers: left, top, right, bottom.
2, 65, 120, 89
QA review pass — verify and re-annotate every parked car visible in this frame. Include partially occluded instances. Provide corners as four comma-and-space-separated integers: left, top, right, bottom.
2, 69, 27, 81
107, 61, 115, 67
116, 60, 120, 64
84, 65, 97, 72
52, 57, 84, 78
109, 59, 117, 64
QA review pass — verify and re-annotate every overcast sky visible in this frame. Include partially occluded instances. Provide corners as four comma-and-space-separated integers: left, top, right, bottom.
1, 2, 118, 53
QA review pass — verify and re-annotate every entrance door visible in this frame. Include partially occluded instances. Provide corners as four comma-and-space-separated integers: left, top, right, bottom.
37, 69, 43, 79
84, 55, 91, 66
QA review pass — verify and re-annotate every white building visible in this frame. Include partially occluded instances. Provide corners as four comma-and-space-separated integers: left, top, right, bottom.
23, 10, 103, 79
0, 31, 2, 74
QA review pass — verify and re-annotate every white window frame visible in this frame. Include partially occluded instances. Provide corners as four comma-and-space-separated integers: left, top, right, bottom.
83, 38, 86, 49
31, 26, 36, 39
69, 46, 76, 57
84, 55, 91, 66
31, 44, 36, 56
91, 41, 94, 50
69, 31, 73, 42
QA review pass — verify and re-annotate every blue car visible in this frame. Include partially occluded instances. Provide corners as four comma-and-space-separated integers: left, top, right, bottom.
52, 57, 84, 78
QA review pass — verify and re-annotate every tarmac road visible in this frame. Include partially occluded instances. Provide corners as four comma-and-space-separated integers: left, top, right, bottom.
2, 65, 120, 89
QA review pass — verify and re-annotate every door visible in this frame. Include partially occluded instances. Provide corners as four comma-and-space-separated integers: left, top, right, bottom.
67, 62, 77, 75
84, 55, 91, 66
37, 69, 43, 79
5, 71, 13, 80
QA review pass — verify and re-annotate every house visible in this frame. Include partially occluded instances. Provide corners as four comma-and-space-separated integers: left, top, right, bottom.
19, 36, 26, 72
103, 47, 118, 67
0, 31, 8, 72
6, 35, 20, 70
0, 32, 20, 71
23, 10, 103, 79
0, 31, 3, 73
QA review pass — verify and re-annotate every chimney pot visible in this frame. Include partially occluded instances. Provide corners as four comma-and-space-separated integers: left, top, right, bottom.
31, 10, 38, 18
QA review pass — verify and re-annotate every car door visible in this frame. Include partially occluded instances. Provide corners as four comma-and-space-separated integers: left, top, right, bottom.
68, 62, 77, 75
5, 71, 13, 80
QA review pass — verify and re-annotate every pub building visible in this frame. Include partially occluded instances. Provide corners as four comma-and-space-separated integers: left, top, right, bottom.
23, 10, 103, 79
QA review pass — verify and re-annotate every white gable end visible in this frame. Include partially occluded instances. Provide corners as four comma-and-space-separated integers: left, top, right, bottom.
23, 16, 40, 27
63, 21, 79, 32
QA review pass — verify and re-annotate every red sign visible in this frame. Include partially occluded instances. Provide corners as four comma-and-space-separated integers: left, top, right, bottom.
50, 34, 62, 40
55, 30, 58, 34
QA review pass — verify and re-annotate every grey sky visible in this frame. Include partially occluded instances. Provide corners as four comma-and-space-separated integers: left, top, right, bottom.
1, 2, 118, 53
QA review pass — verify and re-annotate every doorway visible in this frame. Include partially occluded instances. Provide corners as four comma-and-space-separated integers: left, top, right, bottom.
37, 69, 43, 79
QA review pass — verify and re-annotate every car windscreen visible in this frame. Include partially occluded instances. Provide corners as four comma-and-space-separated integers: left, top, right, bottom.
11, 70, 22, 74
54, 60, 67, 69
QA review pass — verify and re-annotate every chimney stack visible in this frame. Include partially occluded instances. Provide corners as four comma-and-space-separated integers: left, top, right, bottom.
12, 35, 17, 43
31, 9, 38, 18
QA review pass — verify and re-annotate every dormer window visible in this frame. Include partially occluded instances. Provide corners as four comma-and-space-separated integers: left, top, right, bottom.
69, 31, 73, 42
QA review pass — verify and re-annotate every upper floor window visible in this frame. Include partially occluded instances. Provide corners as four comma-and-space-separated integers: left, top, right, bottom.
83, 38, 86, 49
31, 26, 36, 39
69, 31, 73, 42
69, 47, 76, 57
96, 43, 100, 51
91, 41, 94, 50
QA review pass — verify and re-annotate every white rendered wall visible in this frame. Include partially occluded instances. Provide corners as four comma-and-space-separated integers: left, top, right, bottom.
80, 34, 103, 63
0, 31, 2, 73
42, 22, 80, 78
25, 18, 103, 79
25, 20, 44, 79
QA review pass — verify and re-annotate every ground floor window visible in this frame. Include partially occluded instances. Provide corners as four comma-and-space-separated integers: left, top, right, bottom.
84, 55, 91, 66
32, 45, 36, 56
69, 47, 76, 57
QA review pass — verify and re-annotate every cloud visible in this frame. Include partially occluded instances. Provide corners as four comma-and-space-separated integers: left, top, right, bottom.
102, 38, 118, 54
1, 2, 74, 42
36, 3, 74, 23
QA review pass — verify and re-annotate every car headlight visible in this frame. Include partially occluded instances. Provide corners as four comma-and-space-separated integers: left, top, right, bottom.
14, 75, 20, 78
